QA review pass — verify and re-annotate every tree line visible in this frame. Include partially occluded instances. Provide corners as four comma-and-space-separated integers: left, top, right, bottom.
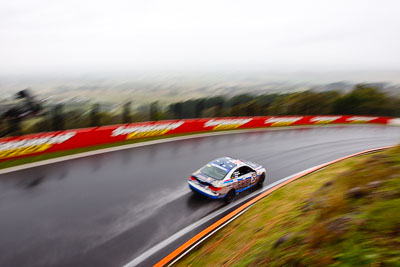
1, 84, 399, 137
167, 84, 399, 118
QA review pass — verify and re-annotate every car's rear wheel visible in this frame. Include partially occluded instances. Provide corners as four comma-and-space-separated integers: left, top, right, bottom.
257, 173, 265, 186
225, 189, 236, 203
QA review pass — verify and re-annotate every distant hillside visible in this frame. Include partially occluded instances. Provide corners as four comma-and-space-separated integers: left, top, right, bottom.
1, 73, 399, 107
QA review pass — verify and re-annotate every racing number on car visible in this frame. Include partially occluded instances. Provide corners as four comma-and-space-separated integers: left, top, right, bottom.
250, 172, 256, 184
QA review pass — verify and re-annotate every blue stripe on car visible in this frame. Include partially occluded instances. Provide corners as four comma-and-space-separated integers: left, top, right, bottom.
236, 183, 256, 193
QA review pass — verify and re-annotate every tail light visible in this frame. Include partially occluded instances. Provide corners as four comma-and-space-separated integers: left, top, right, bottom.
209, 185, 222, 191
190, 176, 196, 181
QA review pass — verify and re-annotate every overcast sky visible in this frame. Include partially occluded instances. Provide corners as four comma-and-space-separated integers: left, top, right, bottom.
1, 0, 400, 75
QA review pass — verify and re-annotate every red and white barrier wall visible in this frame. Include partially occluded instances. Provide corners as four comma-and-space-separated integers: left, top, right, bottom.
0, 115, 396, 162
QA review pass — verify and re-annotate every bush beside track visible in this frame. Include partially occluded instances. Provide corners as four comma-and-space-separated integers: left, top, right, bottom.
175, 145, 400, 266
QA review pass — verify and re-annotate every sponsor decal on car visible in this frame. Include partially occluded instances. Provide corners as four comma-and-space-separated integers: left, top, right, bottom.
346, 116, 378, 123
310, 116, 342, 124
111, 122, 184, 139
265, 117, 303, 126
0, 132, 76, 159
204, 119, 252, 130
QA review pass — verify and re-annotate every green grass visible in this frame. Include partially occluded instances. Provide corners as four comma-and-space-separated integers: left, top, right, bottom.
176, 145, 400, 267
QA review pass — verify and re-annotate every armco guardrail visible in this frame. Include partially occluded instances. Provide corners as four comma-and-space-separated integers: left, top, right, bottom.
0, 115, 395, 162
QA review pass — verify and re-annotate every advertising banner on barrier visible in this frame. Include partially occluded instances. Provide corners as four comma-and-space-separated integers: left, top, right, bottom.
0, 115, 392, 161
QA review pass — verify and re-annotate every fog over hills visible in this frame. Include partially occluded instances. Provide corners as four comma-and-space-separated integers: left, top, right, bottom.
1, 71, 399, 106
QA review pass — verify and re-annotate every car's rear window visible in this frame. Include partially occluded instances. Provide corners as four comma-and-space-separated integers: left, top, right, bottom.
200, 164, 227, 180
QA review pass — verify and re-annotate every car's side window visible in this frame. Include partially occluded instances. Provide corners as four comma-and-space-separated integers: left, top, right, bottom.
237, 166, 249, 176
240, 166, 256, 176
232, 166, 255, 179
231, 169, 240, 179
247, 166, 255, 174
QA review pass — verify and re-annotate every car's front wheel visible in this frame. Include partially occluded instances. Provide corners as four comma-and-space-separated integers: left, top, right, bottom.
257, 173, 266, 186
224, 189, 236, 203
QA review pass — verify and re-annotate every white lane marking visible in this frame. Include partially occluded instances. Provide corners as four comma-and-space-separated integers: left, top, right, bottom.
0, 124, 359, 175
121, 166, 320, 267
166, 205, 254, 267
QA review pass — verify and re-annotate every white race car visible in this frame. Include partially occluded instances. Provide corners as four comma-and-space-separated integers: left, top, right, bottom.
188, 157, 266, 203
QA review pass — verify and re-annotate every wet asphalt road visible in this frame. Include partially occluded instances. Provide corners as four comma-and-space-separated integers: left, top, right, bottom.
0, 125, 399, 267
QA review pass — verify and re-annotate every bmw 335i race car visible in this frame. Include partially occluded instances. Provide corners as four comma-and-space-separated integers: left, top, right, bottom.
188, 157, 266, 203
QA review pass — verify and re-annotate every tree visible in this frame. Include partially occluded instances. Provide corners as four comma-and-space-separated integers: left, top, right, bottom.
333, 84, 389, 115
90, 104, 101, 126
122, 102, 131, 123
1, 108, 22, 137
52, 104, 65, 131
255, 94, 280, 115
214, 100, 224, 117
173, 102, 183, 119
195, 99, 205, 118
150, 102, 159, 121
266, 91, 339, 115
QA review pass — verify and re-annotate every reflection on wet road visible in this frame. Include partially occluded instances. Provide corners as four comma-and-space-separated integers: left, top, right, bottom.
0, 125, 399, 267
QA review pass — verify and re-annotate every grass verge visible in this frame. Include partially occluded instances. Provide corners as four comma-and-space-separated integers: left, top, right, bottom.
176, 145, 400, 266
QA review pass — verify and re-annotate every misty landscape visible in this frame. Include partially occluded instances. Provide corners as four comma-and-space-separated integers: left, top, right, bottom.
1, 1, 400, 267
